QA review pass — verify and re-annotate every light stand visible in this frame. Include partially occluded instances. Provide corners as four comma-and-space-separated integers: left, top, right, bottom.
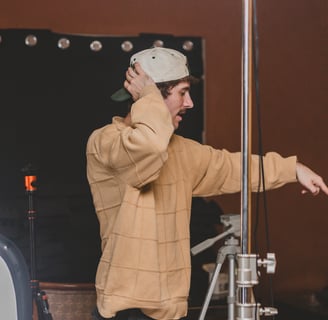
235, 253, 277, 319
238, 1, 278, 318
23, 165, 53, 320
191, 214, 278, 320
191, 214, 240, 320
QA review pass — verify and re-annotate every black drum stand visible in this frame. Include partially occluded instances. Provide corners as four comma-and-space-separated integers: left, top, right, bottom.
23, 166, 53, 320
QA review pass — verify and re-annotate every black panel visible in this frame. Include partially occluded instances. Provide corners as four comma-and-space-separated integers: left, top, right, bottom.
0, 29, 204, 282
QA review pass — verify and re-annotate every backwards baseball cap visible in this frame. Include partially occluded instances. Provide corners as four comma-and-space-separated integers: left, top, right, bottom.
111, 47, 190, 102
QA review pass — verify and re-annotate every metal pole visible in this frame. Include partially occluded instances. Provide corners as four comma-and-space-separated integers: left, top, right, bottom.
240, 0, 253, 308
238, 4, 279, 318
241, 0, 253, 258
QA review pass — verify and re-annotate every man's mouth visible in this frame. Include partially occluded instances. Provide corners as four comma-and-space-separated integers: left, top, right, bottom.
176, 112, 184, 122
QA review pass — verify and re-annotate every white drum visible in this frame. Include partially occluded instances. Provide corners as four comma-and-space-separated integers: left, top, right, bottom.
0, 234, 32, 320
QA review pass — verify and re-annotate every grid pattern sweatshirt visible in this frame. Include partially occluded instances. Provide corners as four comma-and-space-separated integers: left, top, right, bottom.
86, 85, 297, 319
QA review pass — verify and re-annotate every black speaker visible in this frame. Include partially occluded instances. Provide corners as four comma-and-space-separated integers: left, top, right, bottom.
0, 233, 32, 320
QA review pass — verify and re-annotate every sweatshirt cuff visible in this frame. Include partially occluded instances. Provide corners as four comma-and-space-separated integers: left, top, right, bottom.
139, 84, 160, 98
285, 155, 298, 183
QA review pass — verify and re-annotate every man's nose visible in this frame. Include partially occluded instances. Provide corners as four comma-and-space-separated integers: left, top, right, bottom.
184, 92, 194, 109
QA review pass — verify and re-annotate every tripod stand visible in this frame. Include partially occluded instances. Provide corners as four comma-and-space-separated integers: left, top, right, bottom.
191, 214, 241, 320
191, 214, 278, 320
23, 166, 53, 320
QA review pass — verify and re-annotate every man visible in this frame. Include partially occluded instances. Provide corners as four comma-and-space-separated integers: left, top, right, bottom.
87, 47, 328, 320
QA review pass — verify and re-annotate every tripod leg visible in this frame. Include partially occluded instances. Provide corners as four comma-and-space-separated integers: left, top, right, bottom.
198, 261, 224, 320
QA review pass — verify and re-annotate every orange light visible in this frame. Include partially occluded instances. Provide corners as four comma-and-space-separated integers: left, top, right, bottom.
25, 175, 37, 192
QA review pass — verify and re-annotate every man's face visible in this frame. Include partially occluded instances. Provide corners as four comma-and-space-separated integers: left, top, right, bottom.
163, 81, 194, 130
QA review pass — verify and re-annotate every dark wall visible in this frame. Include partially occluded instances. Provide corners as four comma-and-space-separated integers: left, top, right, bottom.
0, 0, 327, 295
0, 30, 204, 283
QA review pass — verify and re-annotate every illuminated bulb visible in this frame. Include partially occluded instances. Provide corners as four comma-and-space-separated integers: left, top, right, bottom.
25, 35, 37, 47
58, 38, 70, 49
121, 41, 133, 52
90, 40, 102, 52
153, 40, 164, 48
182, 40, 194, 51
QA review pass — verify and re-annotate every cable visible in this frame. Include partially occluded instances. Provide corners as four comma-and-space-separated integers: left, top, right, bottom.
251, 0, 276, 317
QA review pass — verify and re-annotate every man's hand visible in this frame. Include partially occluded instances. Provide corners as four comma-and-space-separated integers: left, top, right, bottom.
296, 162, 328, 196
123, 62, 155, 101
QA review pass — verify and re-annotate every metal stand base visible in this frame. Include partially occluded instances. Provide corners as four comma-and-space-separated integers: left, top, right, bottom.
198, 236, 240, 320
192, 214, 278, 320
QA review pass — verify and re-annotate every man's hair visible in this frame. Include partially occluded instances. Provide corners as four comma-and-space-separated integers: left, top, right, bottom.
126, 75, 198, 112
156, 75, 198, 99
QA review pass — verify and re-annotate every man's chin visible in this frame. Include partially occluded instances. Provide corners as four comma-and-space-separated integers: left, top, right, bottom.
173, 123, 180, 130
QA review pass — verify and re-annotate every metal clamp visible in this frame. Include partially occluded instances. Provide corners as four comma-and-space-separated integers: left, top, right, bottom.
257, 253, 276, 274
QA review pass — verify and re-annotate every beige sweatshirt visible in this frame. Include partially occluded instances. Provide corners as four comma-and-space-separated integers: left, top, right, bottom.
86, 85, 297, 319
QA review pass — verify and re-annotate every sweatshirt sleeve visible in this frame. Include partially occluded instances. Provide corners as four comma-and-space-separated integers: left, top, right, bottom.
181, 139, 297, 196
88, 85, 174, 188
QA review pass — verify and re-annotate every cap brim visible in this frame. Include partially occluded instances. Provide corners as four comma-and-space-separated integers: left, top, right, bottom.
111, 87, 132, 102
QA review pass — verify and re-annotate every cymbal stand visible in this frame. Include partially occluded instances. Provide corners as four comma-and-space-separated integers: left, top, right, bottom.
23, 167, 53, 320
